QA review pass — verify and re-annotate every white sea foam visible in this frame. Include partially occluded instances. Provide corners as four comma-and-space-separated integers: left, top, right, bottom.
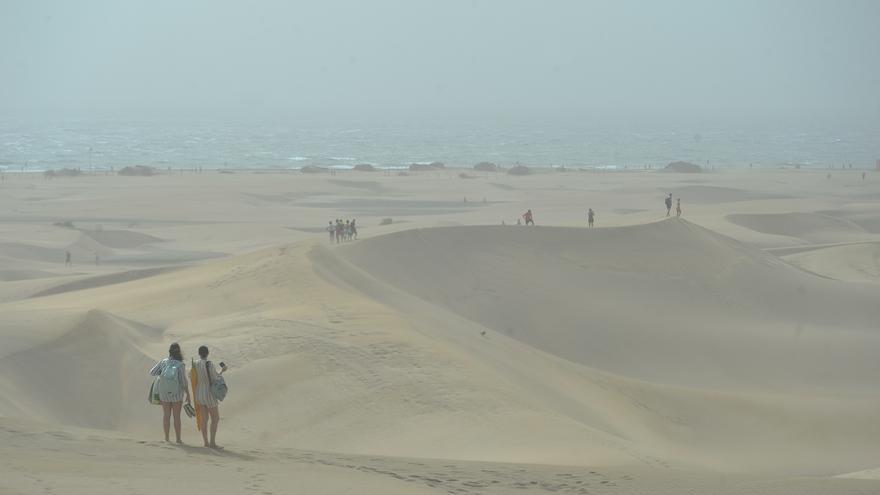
2, 121, 877, 170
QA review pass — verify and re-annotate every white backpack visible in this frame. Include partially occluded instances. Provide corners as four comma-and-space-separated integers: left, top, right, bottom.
157, 360, 181, 396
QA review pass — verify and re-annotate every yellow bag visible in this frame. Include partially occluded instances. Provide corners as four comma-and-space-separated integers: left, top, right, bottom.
190, 359, 204, 430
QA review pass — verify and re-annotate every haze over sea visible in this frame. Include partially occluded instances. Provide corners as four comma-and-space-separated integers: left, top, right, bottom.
2, 118, 877, 172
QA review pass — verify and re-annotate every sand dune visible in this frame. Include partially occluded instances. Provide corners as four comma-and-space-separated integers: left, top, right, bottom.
2, 169, 880, 493
667, 185, 787, 203
727, 212, 870, 243
837, 467, 880, 480
302, 198, 491, 216
0, 310, 159, 429
783, 242, 880, 282
327, 178, 389, 194
0, 233, 116, 264
819, 209, 880, 234
8, 417, 878, 495
0, 241, 71, 263
1, 229, 875, 473
244, 191, 316, 204
337, 219, 880, 391
0, 268, 60, 281
79, 228, 164, 249
30, 266, 179, 298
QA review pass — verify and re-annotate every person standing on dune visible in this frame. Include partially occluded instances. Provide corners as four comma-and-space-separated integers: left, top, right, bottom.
665, 193, 672, 216
587, 208, 595, 228
149, 343, 191, 444
327, 221, 335, 243
523, 209, 534, 225
676, 198, 682, 218
193, 345, 226, 449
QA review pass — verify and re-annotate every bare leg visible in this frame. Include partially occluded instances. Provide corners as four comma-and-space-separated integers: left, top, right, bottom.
171, 402, 183, 443
208, 407, 221, 448
198, 405, 210, 447
161, 402, 172, 442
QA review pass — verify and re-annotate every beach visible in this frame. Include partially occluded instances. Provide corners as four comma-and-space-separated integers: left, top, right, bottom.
1, 166, 879, 494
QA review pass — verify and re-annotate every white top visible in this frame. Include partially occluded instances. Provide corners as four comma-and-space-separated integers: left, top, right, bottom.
193, 358, 220, 408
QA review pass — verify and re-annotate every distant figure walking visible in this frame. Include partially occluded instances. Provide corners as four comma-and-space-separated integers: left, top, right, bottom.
149, 343, 191, 444
676, 198, 681, 218
587, 208, 595, 228
327, 221, 335, 243
65, 251, 72, 267
665, 194, 672, 217
335, 219, 344, 244
523, 209, 534, 226
350, 219, 358, 240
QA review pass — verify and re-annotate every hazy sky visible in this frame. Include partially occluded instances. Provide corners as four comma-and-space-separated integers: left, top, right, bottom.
2, 0, 878, 124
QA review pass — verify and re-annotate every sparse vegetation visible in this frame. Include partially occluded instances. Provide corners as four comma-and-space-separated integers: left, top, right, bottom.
118, 165, 157, 176
409, 162, 445, 172
507, 165, 531, 176
663, 161, 702, 173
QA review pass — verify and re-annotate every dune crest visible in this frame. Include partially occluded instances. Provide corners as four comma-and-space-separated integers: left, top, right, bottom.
0, 309, 160, 429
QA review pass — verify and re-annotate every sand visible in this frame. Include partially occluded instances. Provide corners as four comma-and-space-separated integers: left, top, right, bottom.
1, 167, 878, 494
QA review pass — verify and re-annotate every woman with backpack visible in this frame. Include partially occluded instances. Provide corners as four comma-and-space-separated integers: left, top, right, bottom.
149, 343, 191, 443
193, 345, 226, 449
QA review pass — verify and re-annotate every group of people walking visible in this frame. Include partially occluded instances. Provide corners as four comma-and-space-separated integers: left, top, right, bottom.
519, 208, 597, 227
328, 218, 357, 243
517, 197, 674, 229
665, 193, 682, 218
149, 343, 227, 448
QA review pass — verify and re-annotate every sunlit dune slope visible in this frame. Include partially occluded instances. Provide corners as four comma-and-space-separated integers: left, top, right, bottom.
1, 221, 878, 473
337, 219, 880, 391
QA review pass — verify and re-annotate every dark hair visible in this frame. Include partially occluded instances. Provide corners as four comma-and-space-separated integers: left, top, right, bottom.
168, 342, 183, 362
198, 345, 209, 359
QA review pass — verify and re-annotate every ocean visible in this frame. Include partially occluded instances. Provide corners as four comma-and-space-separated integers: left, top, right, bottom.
1, 119, 877, 172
